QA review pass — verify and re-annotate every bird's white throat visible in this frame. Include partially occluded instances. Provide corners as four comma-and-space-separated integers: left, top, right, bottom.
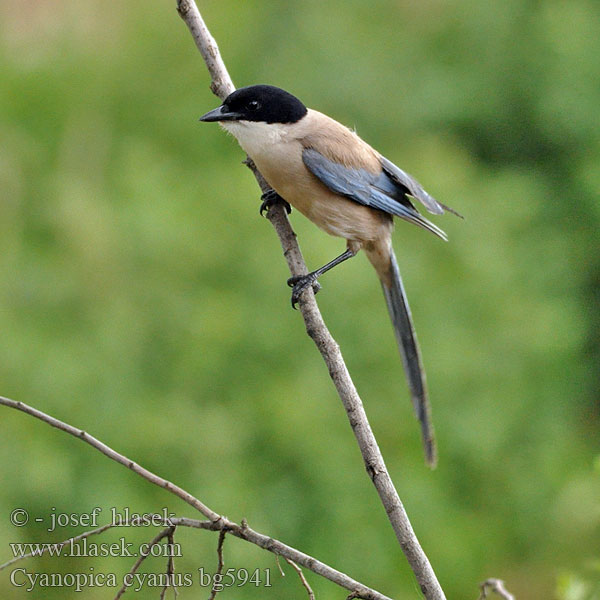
220, 120, 290, 160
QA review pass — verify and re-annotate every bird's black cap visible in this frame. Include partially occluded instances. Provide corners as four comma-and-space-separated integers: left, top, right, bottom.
199, 85, 308, 124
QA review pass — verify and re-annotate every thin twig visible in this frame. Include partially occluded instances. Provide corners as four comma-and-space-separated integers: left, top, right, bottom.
0, 515, 185, 573
208, 529, 227, 600
160, 527, 179, 600
114, 527, 173, 599
0, 521, 115, 571
478, 579, 515, 600
285, 557, 316, 600
0, 396, 391, 600
175, 2, 446, 599
275, 554, 286, 577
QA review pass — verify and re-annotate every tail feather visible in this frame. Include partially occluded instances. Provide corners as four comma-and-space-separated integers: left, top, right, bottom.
382, 250, 436, 467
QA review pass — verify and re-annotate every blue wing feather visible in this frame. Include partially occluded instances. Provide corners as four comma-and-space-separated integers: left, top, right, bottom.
379, 156, 444, 215
302, 148, 447, 240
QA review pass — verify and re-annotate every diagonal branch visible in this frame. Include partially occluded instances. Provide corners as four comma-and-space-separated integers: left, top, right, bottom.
175, 2, 446, 599
0, 521, 115, 571
0, 396, 391, 600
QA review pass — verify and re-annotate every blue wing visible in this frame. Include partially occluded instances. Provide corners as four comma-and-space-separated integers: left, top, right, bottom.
380, 155, 463, 219
302, 148, 448, 240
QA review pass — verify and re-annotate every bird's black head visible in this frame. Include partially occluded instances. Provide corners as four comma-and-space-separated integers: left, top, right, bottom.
199, 85, 308, 124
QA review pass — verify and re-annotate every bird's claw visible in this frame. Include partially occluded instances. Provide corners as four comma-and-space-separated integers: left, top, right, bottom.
259, 190, 292, 217
287, 274, 322, 309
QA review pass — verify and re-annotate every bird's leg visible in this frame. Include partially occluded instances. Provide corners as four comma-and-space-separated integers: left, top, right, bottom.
259, 189, 292, 217
287, 248, 357, 309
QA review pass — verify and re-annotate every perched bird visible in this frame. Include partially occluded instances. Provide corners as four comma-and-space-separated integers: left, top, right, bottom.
200, 84, 459, 466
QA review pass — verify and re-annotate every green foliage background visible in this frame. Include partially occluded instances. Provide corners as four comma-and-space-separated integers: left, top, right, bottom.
1, 0, 598, 598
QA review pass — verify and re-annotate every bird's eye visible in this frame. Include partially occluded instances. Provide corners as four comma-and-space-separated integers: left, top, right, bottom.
248, 100, 260, 111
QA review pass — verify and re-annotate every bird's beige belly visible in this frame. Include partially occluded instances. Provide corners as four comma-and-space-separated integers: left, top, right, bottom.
256, 158, 392, 244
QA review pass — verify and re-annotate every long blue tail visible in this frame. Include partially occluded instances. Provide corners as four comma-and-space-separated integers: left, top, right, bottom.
382, 250, 436, 467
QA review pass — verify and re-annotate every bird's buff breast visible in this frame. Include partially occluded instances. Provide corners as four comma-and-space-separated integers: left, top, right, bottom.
221, 121, 390, 243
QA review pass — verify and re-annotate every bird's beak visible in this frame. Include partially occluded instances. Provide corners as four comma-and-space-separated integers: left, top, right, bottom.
199, 105, 241, 122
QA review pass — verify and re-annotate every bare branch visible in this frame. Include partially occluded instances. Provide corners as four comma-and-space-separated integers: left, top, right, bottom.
0, 521, 115, 571
176, 0, 234, 99
478, 579, 515, 600
0, 396, 391, 600
208, 529, 227, 600
285, 558, 316, 600
175, 2, 446, 599
160, 527, 179, 600
114, 527, 173, 599
0, 396, 220, 522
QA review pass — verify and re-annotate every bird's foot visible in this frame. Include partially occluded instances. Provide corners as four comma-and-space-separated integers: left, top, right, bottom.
287, 273, 322, 309
259, 190, 291, 217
